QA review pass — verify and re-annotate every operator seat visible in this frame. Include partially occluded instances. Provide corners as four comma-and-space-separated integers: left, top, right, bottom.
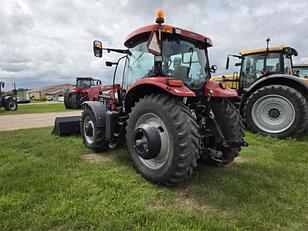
171, 57, 189, 81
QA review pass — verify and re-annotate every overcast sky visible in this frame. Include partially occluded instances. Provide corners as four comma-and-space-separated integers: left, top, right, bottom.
1, 0, 308, 90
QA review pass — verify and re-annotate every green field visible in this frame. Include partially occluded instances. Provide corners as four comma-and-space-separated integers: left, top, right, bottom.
0, 128, 307, 230
0, 103, 71, 115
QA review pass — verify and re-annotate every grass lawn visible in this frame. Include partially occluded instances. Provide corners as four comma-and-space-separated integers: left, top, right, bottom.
0, 128, 307, 230
0, 103, 72, 116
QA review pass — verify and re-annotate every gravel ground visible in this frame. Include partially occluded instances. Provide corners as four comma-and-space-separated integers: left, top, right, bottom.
0, 111, 82, 131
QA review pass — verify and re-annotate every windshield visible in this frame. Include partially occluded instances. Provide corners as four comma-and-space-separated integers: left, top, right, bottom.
77, 79, 93, 88
125, 35, 210, 89
241, 52, 281, 88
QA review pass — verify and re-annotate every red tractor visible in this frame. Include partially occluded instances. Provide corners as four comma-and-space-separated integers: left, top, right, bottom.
0, 81, 18, 111
81, 10, 246, 185
64, 77, 102, 109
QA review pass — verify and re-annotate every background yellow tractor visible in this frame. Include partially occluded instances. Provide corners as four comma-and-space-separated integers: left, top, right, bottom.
293, 64, 308, 78
212, 40, 308, 138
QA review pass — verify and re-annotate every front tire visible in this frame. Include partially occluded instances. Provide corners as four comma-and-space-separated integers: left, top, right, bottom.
5, 98, 17, 111
126, 94, 200, 186
244, 85, 308, 138
81, 107, 108, 152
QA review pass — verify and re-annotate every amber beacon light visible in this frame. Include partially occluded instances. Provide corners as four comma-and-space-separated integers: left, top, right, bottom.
155, 9, 165, 24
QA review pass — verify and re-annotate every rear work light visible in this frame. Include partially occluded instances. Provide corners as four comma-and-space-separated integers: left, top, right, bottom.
166, 79, 184, 87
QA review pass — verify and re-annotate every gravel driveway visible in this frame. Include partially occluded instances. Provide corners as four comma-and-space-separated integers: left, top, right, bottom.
0, 111, 82, 131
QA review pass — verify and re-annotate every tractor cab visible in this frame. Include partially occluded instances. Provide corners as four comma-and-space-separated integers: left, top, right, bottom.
213, 44, 298, 91
293, 64, 308, 79
75, 77, 101, 89
238, 46, 297, 89
123, 24, 214, 93
92, 10, 221, 99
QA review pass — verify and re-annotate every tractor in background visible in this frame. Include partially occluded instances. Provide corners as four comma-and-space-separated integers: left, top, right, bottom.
0, 81, 18, 111
293, 64, 308, 78
212, 39, 308, 138
64, 77, 102, 109
80, 10, 246, 186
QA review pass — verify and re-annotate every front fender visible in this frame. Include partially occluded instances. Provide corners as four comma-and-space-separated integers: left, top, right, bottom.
204, 80, 238, 97
81, 101, 107, 127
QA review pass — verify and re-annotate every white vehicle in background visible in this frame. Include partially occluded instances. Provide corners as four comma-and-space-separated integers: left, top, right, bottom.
47, 95, 53, 101
57, 96, 64, 102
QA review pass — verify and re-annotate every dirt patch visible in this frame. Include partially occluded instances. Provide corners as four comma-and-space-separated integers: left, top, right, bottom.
81, 153, 114, 163
234, 156, 249, 164
173, 185, 215, 211
149, 185, 217, 213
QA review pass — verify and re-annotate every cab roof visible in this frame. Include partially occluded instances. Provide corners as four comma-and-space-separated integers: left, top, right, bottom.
240, 45, 297, 56
124, 24, 212, 48
76, 77, 95, 80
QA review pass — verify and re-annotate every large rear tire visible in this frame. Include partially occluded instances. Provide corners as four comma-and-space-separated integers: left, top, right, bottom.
64, 92, 81, 109
211, 99, 244, 164
64, 91, 71, 109
81, 107, 108, 152
126, 94, 200, 186
244, 85, 308, 138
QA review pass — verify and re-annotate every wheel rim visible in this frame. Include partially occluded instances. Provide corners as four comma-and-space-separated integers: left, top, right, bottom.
135, 113, 171, 170
9, 101, 16, 110
251, 94, 295, 134
83, 116, 95, 144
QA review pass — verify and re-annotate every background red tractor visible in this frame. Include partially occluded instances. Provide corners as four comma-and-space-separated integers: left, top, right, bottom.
0, 81, 18, 111
80, 10, 246, 186
64, 77, 101, 109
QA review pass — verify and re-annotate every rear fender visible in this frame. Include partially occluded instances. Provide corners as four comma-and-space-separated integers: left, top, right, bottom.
246, 74, 308, 93
4, 96, 14, 102
81, 101, 107, 127
124, 77, 196, 112
204, 80, 238, 97
127, 77, 196, 97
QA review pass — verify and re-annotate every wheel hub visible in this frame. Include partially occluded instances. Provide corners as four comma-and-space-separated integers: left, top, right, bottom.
134, 125, 161, 160
9, 101, 16, 110
85, 123, 94, 137
134, 113, 170, 170
83, 117, 95, 144
268, 108, 280, 119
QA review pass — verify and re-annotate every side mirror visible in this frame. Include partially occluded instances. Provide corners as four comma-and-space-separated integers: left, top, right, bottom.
235, 62, 242, 67
210, 65, 217, 73
93, 40, 103, 58
226, 56, 230, 69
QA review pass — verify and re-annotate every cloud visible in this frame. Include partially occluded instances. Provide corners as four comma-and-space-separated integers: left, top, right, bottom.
0, 0, 307, 89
